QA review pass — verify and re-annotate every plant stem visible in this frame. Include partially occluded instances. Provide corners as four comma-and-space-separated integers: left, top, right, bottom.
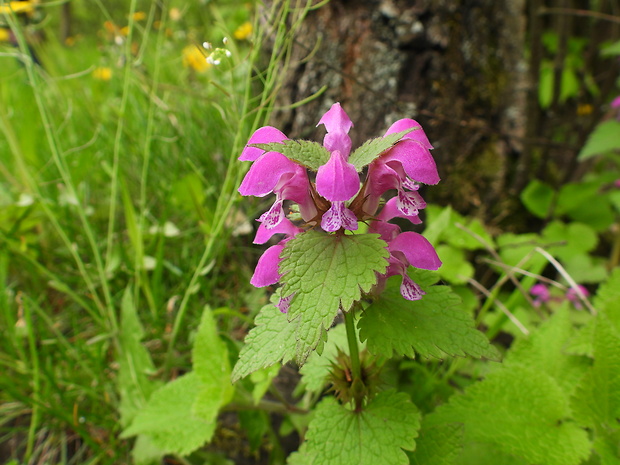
343, 307, 361, 381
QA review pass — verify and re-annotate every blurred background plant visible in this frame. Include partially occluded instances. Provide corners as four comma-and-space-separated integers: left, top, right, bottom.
0, 0, 320, 462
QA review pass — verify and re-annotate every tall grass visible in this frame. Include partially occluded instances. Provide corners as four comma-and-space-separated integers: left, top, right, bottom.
0, 0, 317, 462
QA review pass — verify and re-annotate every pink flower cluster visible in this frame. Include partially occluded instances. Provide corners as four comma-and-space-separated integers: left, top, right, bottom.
238, 103, 441, 305
530, 283, 590, 309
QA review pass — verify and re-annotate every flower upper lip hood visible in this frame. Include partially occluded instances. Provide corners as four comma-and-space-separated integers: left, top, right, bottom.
384, 119, 433, 150
239, 126, 288, 161
317, 102, 353, 157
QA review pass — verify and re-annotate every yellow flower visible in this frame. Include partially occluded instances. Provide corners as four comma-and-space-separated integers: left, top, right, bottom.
0, 28, 10, 42
120, 26, 130, 36
577, 103, 593, 116
182, 45, 211, 73
132, 11, 146, 21
233, 21, 252, 40
169, 7, 181, 22
93, 67, 112, 81
103, 20, 117, 34
0, 1, 35, 15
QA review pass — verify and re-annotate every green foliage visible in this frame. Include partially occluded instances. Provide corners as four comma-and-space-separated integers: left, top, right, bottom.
503, 306, 590, 393
289, 391, 420, 465
426, 365, 591, 465
521, 179, 554, 219
252, 140, 331, 171
434, 244, 475, 285
279, 231, 389, 362
359, 272, 500, 361
424, 205, 494, 250
121, 373, 216, 456
408, 421, 464, 465
122, 307, 233, 457
538, 31, 598, 108
117, 287, 160, 428
231, 302, 296, 382
601, 39, 620, 57
349, 128, 413, 171
571, 269, 620, 462
578, 120, 620, 160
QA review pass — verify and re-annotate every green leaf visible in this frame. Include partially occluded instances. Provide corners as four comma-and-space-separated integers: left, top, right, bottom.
435, 245, 474, 285
238, 410, 270, 452
503, 306, 590, 395
424, 205, 494, 250
542, 221, 598, 260
408, 421, 463, 465
538, 63, 553, 109
578, 120, 620, 160
609, 190, 620, 214
131, 435, 166, 465
117, 287, 159, 427
349, 128, 413, 171
252, 140, 330, 170
231, 302, 297, 382
571, 315, 620, 430
250, 364, 281, 405
423, 205, 453, 245
555, 181, 599, 216
561, 253, 608, 284
426, 366, 591, 465
192, 306, 234, 420
289, 391, 420, 465
566, 197, 615, 231
520, 179, 554, 218
496, 232, 546, 271
456, 443, 528, 465
560, 68, 580, 102
358, 273, 500, 360
280, 231, 389, 363
594, 267, 620, 316
601, 40, 620, 57
121, 373, 216, 456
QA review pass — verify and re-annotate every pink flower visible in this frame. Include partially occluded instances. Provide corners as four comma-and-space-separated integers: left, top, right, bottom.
566, 285, 589, 309
530, 283, 551, 307
373, 231, 442, 301
250, 242, 286, 288
239, 126, 288, 161
362, 122, 439, 217
238, 103, 442, 302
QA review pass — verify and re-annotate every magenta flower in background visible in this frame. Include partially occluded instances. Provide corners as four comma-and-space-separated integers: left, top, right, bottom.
611, 95, 620, 121
530, 283, 551, 307
530, 282, 590, 309
566, 285, 589, 309
238, 102, 442, 302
